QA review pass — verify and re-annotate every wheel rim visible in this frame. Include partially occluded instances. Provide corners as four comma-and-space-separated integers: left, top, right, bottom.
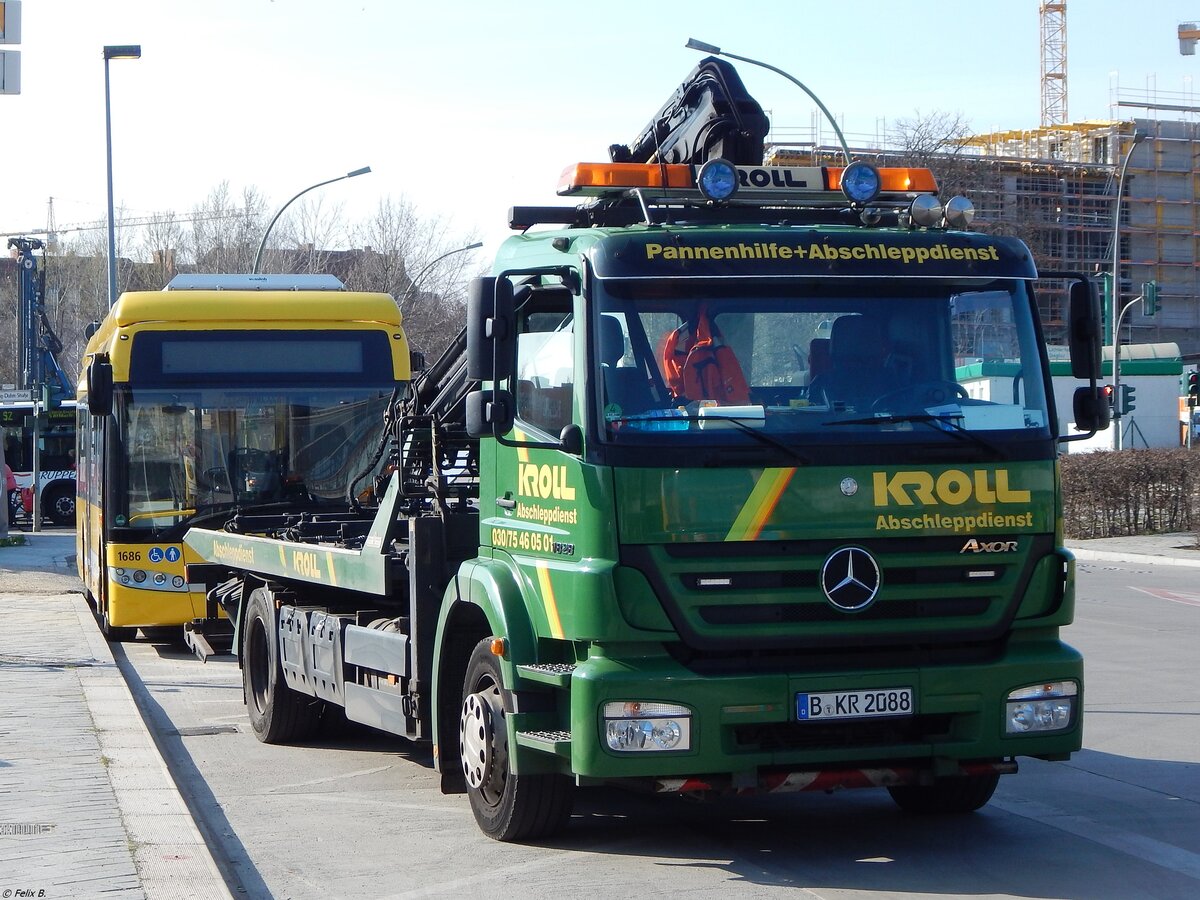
247, 617, 270, 715
459, 678, 507, 806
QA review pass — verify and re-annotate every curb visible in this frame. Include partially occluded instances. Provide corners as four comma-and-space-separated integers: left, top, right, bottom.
72, 595, 235, 900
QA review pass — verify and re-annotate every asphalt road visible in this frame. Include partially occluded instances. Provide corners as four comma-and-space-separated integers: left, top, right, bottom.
111, 557, 1200, 900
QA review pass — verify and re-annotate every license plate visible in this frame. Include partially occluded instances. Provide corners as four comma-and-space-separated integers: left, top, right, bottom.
796, 687, 914, 721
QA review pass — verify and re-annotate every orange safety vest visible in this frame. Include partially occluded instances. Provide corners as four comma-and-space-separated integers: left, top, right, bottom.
660, 307, 750, 405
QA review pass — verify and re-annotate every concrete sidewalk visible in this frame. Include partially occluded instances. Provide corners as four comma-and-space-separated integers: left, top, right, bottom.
0, 532, 232, 899
1065, 530, 1200, 567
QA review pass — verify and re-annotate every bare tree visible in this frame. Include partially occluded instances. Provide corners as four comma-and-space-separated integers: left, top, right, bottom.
346, 197, 480, 356
186, 183, 268, 273
140, 211, 186, 286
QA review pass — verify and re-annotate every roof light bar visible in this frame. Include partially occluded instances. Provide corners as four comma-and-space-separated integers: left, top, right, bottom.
559, 162, 939, 207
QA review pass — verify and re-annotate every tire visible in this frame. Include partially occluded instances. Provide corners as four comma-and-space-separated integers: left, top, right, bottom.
459, 639, 573, 841
100, 609, 137, 642
887, 772, 1000, 814
42, 483, 75, 527
242, 587, 323, 743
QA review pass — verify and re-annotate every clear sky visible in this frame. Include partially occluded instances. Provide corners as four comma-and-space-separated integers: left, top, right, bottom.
4, 0, 1200, 260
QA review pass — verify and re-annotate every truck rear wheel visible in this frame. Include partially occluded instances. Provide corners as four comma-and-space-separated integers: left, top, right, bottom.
243, 587, 322, 743
887, 772, 1000, 814
459, 639, 572, 841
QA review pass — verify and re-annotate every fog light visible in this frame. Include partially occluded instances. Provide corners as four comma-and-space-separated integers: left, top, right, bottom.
604, 701, 691, 752
1006, 681, 1077, 734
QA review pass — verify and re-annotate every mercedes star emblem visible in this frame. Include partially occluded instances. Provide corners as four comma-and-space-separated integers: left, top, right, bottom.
820, 546, 882, 612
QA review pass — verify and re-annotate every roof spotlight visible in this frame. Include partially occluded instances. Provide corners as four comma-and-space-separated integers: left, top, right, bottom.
840, 161, 881, 205
910, 194, 944, 228
944, 196, 976, 229
697, 158, 739, 201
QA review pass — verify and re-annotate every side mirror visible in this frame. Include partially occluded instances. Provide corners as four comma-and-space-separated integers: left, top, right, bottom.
1067, 280, 1102, 380
1073, 386, 1111, 432
467, 276, 515, 382
558, 424, 583, 456
87, 357, 114, 417
465, 389, 514, 438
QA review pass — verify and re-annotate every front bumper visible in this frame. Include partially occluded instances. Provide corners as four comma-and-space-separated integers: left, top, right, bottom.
558, 636, 1082, 781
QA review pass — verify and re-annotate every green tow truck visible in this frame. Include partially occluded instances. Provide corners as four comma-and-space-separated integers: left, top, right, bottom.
184, 58, 1111, 841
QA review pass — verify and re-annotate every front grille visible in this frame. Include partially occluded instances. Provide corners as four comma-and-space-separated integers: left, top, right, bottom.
735, 714, 953, 752
621, 534, 1054, 653
698, 596, 991, 625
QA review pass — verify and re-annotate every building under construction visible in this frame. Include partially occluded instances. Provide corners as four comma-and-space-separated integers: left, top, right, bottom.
768, 110, 1200, 360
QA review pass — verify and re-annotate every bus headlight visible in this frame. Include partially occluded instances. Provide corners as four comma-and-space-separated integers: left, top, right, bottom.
604, 701, 691, 752
1006, 681, 1077, 734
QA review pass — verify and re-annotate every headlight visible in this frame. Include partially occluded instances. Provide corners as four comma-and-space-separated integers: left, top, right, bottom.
1006, 681, 1078, 734
604, 701, 692, 752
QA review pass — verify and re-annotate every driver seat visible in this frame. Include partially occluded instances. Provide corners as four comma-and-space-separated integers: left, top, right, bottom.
809, 315, 887, 409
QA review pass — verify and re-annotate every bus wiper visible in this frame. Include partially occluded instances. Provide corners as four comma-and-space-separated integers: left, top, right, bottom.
609, 412, 810, 465
823, 413, 1007, 459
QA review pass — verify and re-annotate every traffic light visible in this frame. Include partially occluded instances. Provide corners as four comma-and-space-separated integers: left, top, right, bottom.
1119, 383, 1137, 415
1142, 280, 1158, 316
1102, 384, 1115, 410
1188, 370, 1200, 407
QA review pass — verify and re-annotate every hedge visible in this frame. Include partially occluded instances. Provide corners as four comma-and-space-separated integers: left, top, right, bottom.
1060, 448, 1199, 539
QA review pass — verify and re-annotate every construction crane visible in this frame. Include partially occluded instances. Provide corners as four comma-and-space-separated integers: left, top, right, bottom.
1041, 1, 1068, 126
1180, 21, 1200, 54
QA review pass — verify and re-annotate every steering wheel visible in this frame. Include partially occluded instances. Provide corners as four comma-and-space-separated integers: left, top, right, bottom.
872, 380, 969, 411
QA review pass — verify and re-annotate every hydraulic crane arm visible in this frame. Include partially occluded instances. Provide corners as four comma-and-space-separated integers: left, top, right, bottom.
608, 56, 769, 167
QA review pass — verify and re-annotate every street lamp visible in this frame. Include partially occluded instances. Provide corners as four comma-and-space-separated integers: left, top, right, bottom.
252, 166, 372, 274
399, 241, 483, 310
103, 44, 141, 307
685, 38, 851, 164
1111, 128, 1149, 450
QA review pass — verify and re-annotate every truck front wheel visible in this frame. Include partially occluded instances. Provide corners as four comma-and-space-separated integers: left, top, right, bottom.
459, 640, 572, 841
887, 772, 1000, 814
243, 587, 322, 743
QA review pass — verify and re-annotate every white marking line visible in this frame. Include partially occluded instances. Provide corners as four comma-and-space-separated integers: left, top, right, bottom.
992, 797, 1200, 882
266, 764, 395, 792
1130, 586, 1200, 607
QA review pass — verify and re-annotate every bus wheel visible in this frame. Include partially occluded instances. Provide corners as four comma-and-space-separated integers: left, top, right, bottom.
459, 639, 572, 841
100, 610, 137, 642
42, 484, 76, 527
242, 587, 322, 743
887, 772, 1000, 814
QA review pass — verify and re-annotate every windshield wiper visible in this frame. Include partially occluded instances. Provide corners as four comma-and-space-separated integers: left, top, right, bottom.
823, 413, 1007, 459
609, 412, 810, 465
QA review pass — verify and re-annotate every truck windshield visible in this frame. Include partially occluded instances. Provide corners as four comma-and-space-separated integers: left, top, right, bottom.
112, 386, 393, 533
594, 279, 1051, 453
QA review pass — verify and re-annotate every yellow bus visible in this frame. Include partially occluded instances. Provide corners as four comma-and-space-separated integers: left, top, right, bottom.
77, 274, 411, 640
